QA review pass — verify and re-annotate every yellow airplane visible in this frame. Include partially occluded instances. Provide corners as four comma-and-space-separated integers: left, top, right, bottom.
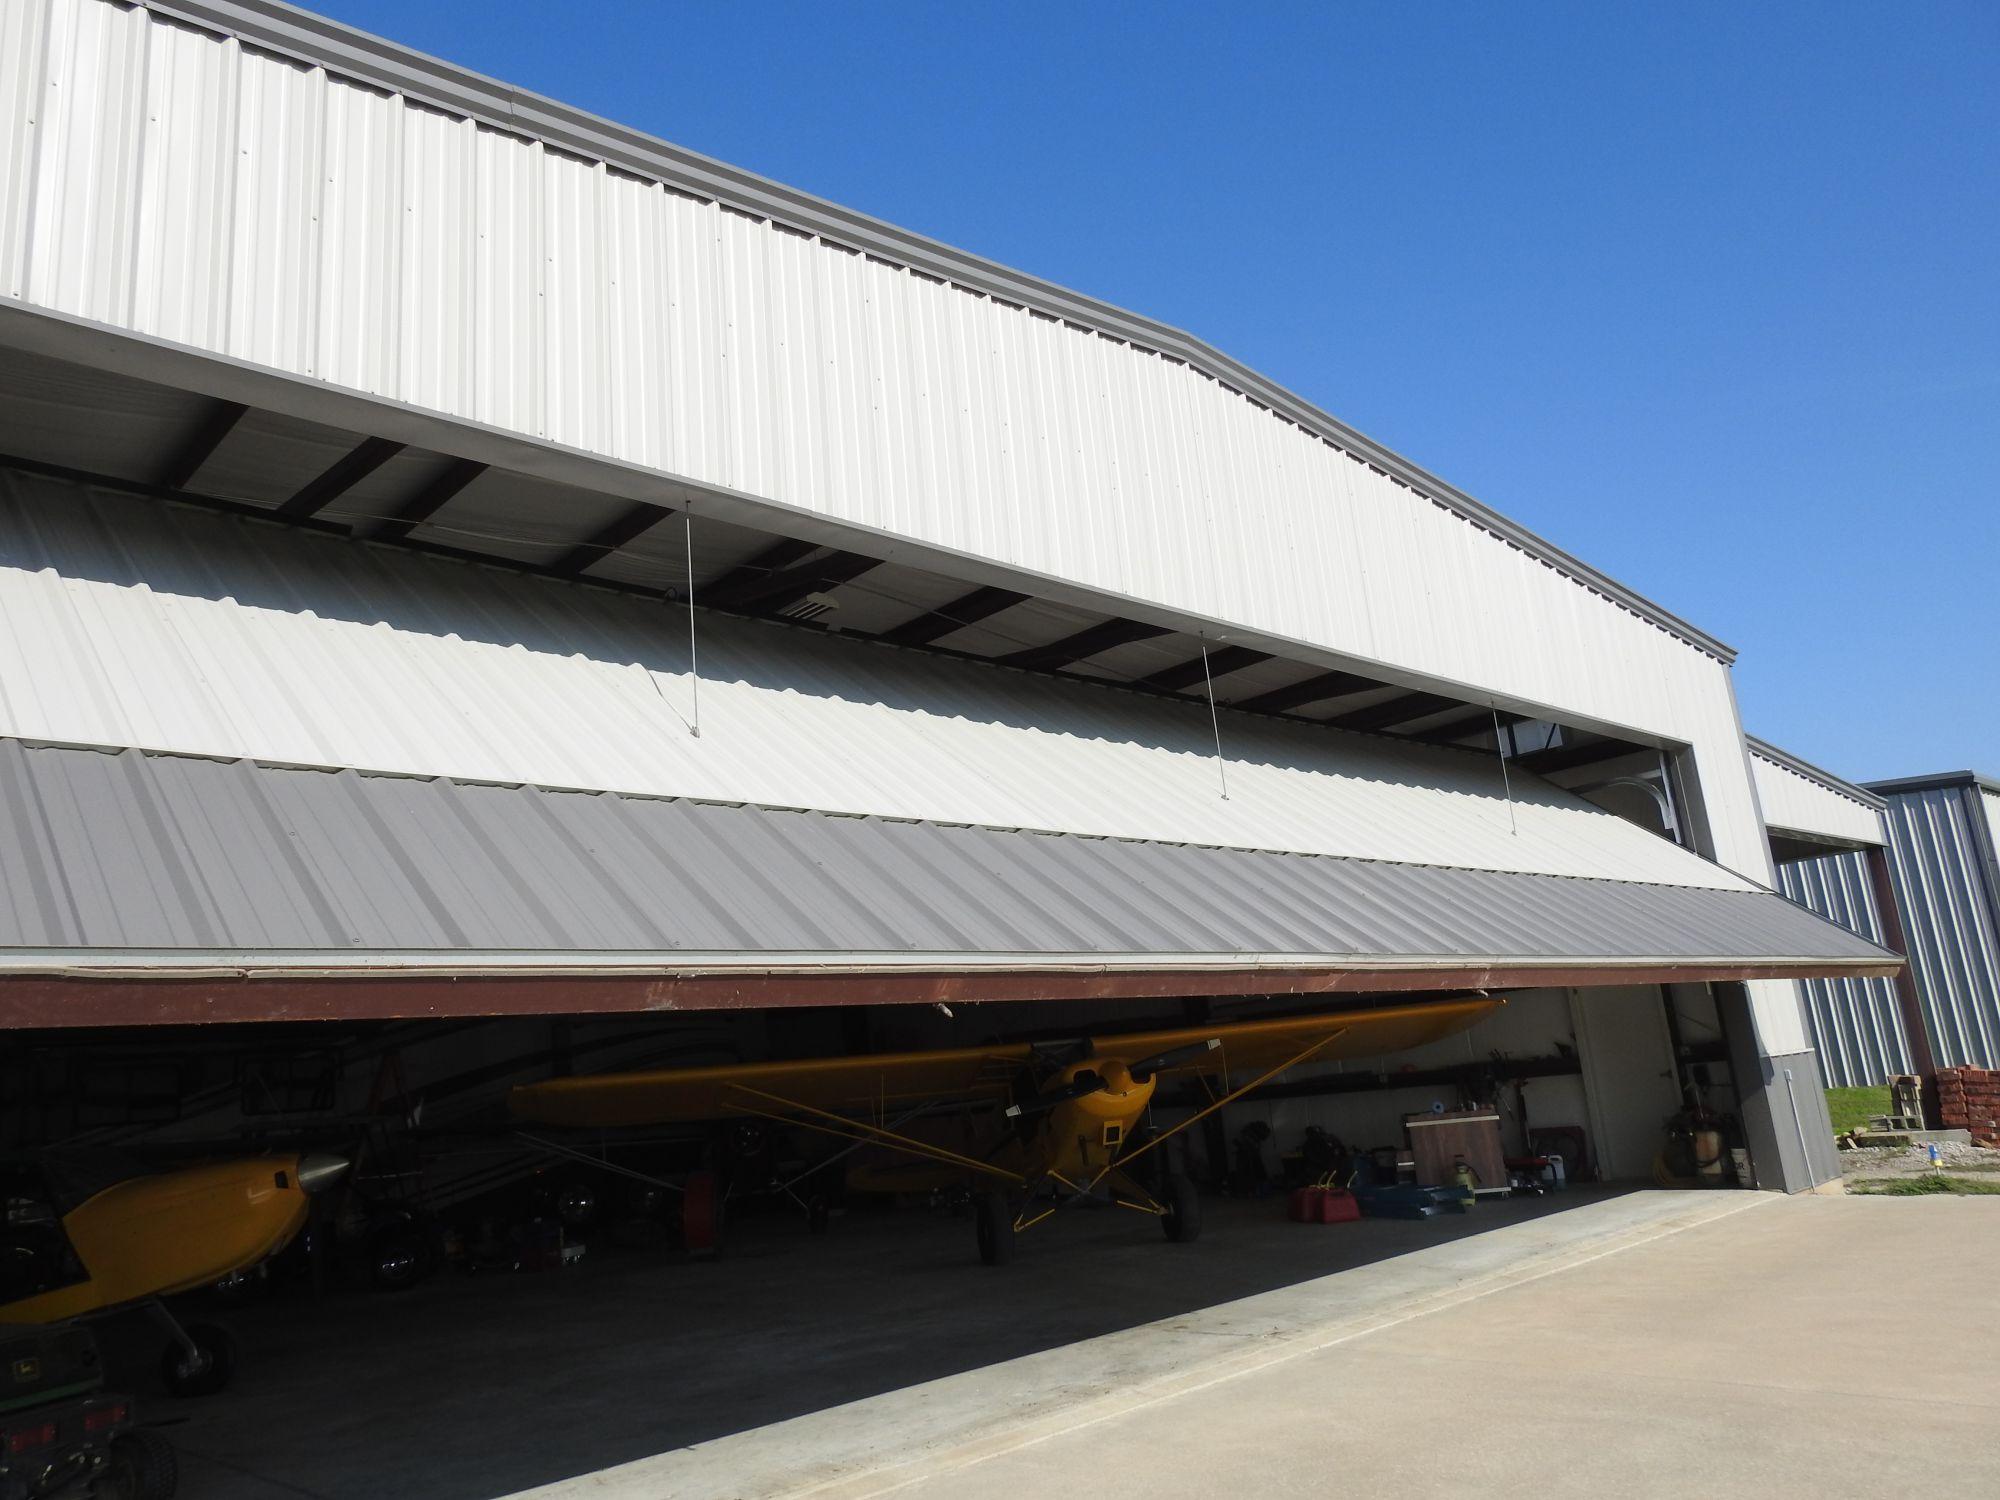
511, 997, 1498, 1263
1, 1151, 348, 1394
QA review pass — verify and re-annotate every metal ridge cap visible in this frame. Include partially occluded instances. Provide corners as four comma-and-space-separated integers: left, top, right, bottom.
136, 0, 1736, 666
1746, 735, 1889, 810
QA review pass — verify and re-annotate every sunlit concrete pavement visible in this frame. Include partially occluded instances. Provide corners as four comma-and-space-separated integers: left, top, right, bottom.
160, 1188, 1997, 1500
878, 1196, 2000, 1500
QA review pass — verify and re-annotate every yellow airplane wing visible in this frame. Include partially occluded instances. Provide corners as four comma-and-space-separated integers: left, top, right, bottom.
508, 996, 1500, 1129
509, 1042, 1036, 1127
1087, 995, 1502, 1078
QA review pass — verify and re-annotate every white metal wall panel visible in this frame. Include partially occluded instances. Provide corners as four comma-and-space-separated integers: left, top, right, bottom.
1751, 747, 1887, 849
1776, 849, 1910, 1086
0, 0, 1792, 1041
0, 468, 1759, 893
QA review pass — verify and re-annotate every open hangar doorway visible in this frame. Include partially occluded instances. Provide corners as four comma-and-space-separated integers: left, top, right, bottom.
1, 973, 1771, 1500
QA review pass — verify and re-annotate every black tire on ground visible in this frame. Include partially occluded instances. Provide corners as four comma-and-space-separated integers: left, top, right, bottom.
368, 1217, 443, 1291
806, 1195, 831, 1234
160, 1321, 237, 1398
101, 1429, 179, 1500
1161, 1175, 1202, 1243
974, 1189, 1016, 1265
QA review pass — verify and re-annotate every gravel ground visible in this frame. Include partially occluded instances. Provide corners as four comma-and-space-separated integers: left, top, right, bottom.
1838, 1140, 2000, 1184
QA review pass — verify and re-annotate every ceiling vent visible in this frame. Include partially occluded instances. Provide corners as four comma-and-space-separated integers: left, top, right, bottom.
780, 591, 841, 625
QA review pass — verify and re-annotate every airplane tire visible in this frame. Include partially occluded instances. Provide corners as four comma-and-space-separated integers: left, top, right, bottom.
806, 1195, 831, 1234
683, 1170, 723, 1258
974, 1190, 1016, 1265
368, 1216, 444, 1292
102, 1429, 179, 1500
160, 1322, 237, 1398
1161, 1176, 1203, 1244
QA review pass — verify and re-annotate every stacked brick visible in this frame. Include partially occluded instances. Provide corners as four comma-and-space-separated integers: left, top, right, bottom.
1934, 1068, 2000, 1147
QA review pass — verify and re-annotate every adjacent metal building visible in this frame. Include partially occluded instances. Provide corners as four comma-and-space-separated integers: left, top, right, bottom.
0, 0, 1898, 1190
1866, 773, 2000, 1073
1753, 745, 2000, 1087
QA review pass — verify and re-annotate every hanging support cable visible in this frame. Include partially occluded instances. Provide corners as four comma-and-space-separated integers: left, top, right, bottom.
684, 515, 703, 738
1200, 642, 1230, 801
1491, 703, 1517, 835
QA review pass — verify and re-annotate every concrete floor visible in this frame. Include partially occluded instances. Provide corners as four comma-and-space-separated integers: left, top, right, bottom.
122, 1188, 1999, 1499
875, 1196, 2000, 1500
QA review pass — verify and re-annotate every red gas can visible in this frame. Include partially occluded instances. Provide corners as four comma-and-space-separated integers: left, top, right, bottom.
1316, 1188, 1361, 1224
1288, 1185, 1327, 1222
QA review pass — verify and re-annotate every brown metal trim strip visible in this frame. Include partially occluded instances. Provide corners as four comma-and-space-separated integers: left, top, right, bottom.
0, 959, 1905, 1029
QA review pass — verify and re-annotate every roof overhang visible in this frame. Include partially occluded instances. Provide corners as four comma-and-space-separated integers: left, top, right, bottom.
0, 740, 1902, 1027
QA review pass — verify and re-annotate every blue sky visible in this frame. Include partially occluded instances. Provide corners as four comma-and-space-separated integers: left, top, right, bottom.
315, 0, 1998, 782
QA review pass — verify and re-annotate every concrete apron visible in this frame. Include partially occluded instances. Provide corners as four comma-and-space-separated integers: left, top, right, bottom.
503, 1189, 1771, 1500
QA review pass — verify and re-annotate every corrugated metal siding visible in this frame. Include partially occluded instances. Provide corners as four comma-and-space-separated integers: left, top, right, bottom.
0, 0, 1775, 902
1775, 850, 1910, 1086
1751, 746, 1885, 849
0, 739, 1896, 972
1879, 785, 2000, 1070
0, 467, 1756, 891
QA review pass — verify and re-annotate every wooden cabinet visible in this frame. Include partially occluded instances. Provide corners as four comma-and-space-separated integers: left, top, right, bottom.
1405, 1107, 1507, 1190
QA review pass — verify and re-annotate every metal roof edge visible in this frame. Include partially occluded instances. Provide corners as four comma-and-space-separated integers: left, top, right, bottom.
1862, 770, 2000, 799
1746, 735, 1889, 810
0, 951, 1902, 977
135, 0, 1737, 666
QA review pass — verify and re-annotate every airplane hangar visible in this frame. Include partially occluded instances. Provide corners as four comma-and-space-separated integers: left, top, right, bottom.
0, 0, 1899, 1492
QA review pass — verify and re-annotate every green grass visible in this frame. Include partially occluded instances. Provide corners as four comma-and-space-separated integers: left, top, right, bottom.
1826, 1085, 1894, 1136
1849, 1174, 2000, 1196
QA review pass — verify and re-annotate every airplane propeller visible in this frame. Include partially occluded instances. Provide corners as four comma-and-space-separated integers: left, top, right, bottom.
1003, 1070, 1109, 1119
1128, 1037, 1222, 1081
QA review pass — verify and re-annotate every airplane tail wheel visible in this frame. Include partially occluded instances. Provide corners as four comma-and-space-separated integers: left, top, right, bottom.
161, 1321, 237, 1398
806, 1195, 831, 1234
1161, 1176, 1203, 1244
974, 1189, 1016, 1265
101, 1429, 178, 1500
683, 1170, 723, 1258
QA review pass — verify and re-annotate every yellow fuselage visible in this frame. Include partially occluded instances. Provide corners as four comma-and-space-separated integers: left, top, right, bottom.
3, 1155, 314, 1323
1035, 1060, 1156, 1183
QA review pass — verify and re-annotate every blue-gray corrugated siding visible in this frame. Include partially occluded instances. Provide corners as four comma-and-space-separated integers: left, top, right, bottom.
1882, 785, 2000, 1070
1776, 850, 1911, 1086
1779, 784, 2000, 1083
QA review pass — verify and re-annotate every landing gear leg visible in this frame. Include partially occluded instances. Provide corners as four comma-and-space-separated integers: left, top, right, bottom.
149, 1299, 237, 1397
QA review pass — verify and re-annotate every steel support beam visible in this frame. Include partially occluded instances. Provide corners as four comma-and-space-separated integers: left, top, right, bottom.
879, 585, 1030, 647
697, 537, 820, 601
1137, 645, 1272, 693
1514, 737, 1646, 776
359, 457, 487, 542
548, 502, 675, 577
1322, 690, 1463, 734
706, 550, 880, 613
1000, 617, 1173, 673
156, 398, 248, 490
1231, 669, 1379, 716
276, 436, 406, 520
1410, 708, 1530, 746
